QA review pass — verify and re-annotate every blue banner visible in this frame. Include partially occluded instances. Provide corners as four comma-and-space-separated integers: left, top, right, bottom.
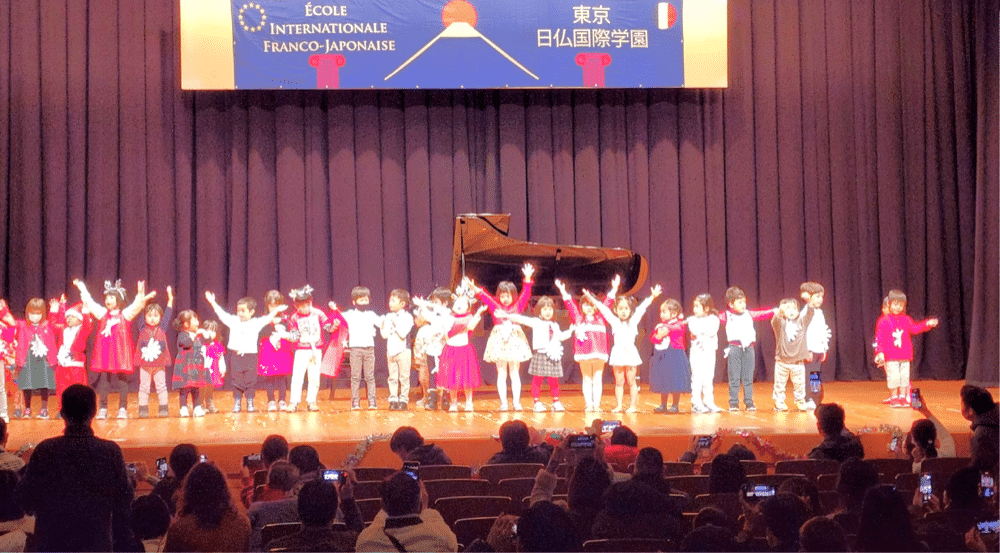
230, 0, 691, 89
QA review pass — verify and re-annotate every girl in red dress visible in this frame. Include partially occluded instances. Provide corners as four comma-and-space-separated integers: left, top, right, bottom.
74, 279, 155, 420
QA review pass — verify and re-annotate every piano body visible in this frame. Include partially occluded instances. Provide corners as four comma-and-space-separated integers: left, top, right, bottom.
450, 214, 649, 299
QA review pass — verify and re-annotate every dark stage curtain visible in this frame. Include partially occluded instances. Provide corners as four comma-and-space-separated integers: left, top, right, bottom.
0, 0, 996, 386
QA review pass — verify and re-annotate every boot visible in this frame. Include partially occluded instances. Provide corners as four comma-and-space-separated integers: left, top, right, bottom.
425, 390, 439, 410
138, 405, 150, 419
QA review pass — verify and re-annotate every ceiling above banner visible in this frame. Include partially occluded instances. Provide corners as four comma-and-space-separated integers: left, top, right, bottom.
180, 0, 728, 90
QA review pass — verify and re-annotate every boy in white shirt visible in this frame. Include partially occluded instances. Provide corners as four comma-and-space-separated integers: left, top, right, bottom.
800, 282, 831, 409
381, 289, 415, 410
204, 291, 287, 412
332, 287, 382, 410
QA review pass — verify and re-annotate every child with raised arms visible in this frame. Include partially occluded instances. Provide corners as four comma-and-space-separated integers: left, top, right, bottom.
500, 296, 573, 412
583, 284, 662, 413
429, 282, 487, 412
718, 286, 776, 412
873, 289, 938, 407
205, 290, 288, 413
556, 276, 619, 413
473, 263, 535, 411
52, 296, 94, 417
134, 287, 173, 418
74, 279, 156, 419
649, 298, 690, 414
412, 287, 453, 410
0, 298, 60, 419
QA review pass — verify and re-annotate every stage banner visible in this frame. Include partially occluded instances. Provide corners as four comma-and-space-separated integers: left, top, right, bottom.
180, 0, 727, 90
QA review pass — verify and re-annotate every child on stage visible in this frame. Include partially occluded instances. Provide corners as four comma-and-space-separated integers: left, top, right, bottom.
287, 285, 336, 412
134, 287, 173, 418
688, 294, 723, 413
200, 320, 226, 414
772, 298, 815, 411
412, 288, 453, 410
258, 290, 295, 412
381, 289, 415, 410
584, 284, 661, 413
719, 286, 776, 412
335, 287, 382, 410
0, 298, 59, 419
649, 298, 690, 414
502, 297, 573, 412
424, 284, 486, 413
873, 290, 938, 407
556, 276, 619, 413
172, 310, 211, 417
800, 282, 831, 409
473, 264, 534, 411
74, 279, 155, 419
205, 291, 287, 413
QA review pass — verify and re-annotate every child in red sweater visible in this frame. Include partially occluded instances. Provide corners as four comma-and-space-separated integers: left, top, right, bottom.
873, 290, 938, 407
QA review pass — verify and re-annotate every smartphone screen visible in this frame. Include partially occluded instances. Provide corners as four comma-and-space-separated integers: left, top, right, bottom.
742, 484, 775, 502
568, 435, 596, 449
322, 469, 342, 482
910, 388, 922, 409
920, 473, 933, 502
889, 436, 902, 452
981, 473, 995, 498
243, 453, 262, 467
156, 457, 168, 479
601, 420, 621, 434
977, 519, 999, 534
200, 454, 209, 463
402, 461, 420, 480
126, 462, 137, 475
697, 436, 712, 449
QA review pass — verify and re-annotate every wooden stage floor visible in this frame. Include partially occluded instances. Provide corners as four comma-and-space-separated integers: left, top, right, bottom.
6, 381, 994, 475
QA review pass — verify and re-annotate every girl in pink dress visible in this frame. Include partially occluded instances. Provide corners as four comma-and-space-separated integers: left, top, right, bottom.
200, 319, 226, 414
556, 276, 620, 413
258, 290, 294, 412
73, 279, 155, 420
473, 263, 534, 411
431, 284, 487, 413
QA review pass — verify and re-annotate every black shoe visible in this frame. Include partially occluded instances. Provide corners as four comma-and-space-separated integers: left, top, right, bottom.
158, 405, 169, 417
138, 406, 149, 419
399, 402, 408, 411
425, 391, 438, 410
653, 404, 667, 414
440, 393, 451, 411
389, 400, 399, 411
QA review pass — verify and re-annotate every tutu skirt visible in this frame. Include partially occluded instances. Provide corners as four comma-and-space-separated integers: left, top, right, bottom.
648, 348, 691, 394
438, 344, 482, 390
483, 324, 532, 364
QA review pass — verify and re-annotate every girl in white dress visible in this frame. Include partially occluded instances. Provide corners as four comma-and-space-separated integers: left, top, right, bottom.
584, 284, 661, 413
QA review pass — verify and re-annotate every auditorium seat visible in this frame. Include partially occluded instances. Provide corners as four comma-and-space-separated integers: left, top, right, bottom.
352, 480, 382, 500
352, 467, 396, 482
662, 462, 695, 477
746, 474, 805, 488
423, 478, 494, 504
479, 463, 544, 484
453, 516, 499, 548
692, 493, 741, 521
701, 460, 767, 476
582, 538, 675, 552
664, 475, 709, 497
495, 477, 536, 510
356, 498, 383, 523
260, 522, 301, 549
919, 457, 972, 480
865, 458, 912, 484
419, 464, 473, 480
774, 459, 839, 481
434, 496, 512, 527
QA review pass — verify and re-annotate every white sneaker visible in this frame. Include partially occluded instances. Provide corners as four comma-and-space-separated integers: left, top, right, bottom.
533, 401, 546, 412
278, 400, 288, 411
96, 408, 108, 420
499, 402, 509, 412
179, 406, 190, 418
117, 407, 128, 420
267, 401, 277, 412
193, 405, 206, 417
552, 401, 566, 412
804, 399, 817, 410
691, 404, 708, 414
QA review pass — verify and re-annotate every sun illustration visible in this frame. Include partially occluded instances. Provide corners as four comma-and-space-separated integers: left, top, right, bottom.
442, 0, 478, 28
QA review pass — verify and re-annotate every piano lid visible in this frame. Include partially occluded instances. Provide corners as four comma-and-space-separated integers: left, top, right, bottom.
450, 214, 649, 298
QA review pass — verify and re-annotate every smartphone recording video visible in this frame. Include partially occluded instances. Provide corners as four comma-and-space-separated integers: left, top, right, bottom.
402, 461, 420, 480
920, 473, 933, 503
742, 483, 776, 502
156, 457, 168, 479
322, 469, 343, 483
697, 436, 712, 450
910, 388, 922, 409
568, 434, 597, 449
601, 420, 621, 434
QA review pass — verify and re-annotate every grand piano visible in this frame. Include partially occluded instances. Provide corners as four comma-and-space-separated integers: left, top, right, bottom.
450, 214, 649, 298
